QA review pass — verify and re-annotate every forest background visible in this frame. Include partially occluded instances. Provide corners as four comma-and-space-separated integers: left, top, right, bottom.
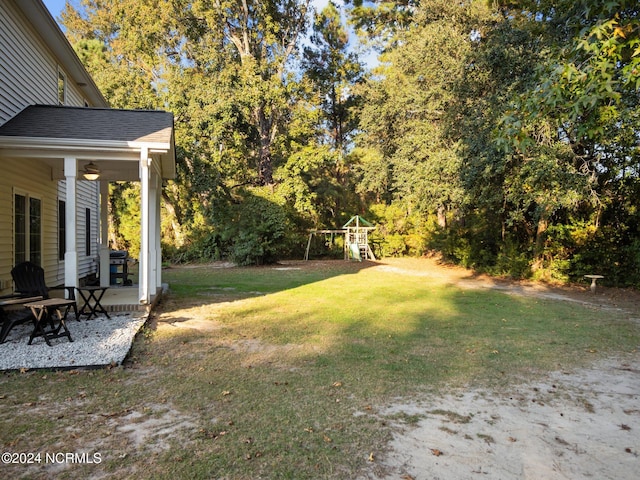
57, 0, 640, 287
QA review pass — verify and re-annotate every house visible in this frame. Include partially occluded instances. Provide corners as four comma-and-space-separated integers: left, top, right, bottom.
0, 0, 176, 305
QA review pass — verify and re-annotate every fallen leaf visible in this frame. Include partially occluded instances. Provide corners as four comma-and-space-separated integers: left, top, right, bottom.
430, 448, 443, 456
323, 435, 332, 443
368, 452, 375, 462
332, 381, 342, 388
222, 390, 231, 396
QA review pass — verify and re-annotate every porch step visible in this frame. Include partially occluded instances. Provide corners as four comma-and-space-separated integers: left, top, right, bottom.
94, 284, 167, 314
106, 303, 150, 313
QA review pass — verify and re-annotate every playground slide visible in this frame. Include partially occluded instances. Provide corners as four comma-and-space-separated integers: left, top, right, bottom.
349, 243, 362, 261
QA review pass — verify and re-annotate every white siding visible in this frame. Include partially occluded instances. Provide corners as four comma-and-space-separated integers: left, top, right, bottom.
0, 1, 90, 123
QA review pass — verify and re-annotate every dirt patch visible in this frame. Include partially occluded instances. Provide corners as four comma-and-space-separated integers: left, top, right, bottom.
366, 357, 639, 480
109, 404, 198, 453
355, 258, 640, 480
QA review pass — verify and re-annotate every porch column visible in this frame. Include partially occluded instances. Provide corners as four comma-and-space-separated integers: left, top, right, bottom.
148, 171, 159, 297
63, 157, 78, 289
155, 177, 162, 289
99, 180, 110, 287
139, 148, 150, 304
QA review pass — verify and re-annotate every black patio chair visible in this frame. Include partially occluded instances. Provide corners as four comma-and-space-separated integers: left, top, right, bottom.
0, 262, 77, 343
12, 262, 71, 298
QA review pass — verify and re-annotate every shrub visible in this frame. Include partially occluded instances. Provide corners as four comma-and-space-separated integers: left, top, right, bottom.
215, 188, 294, 266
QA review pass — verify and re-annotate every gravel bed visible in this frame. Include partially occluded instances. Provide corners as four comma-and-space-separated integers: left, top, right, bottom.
0, 312, 148, 371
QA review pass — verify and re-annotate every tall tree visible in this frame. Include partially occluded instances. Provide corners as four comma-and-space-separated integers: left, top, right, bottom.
61, 0, 315, 261
278, 1, 365, 225
176, 0, 311, 186
63, 0, 311, 188
355, 1, 481, 222
303, 1, 363, 154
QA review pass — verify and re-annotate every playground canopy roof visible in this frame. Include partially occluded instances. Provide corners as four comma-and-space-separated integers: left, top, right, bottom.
343, 215, 375, 229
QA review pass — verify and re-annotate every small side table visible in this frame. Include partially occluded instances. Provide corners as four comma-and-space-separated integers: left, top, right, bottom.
76, 286, 110, 320
24, 298, 75, 346
584, 274, 604, 293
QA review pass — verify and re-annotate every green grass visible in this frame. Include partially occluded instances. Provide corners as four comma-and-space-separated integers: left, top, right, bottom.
1, 259, 638, 479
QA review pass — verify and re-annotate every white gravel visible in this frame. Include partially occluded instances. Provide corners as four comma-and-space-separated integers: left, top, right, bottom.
0, 312, 148, 371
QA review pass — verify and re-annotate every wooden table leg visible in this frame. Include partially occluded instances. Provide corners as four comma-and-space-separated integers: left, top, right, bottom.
28, 305, 74, 346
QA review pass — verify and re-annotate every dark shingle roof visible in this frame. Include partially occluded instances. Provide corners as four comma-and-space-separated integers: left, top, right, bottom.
0, 105, 173, 144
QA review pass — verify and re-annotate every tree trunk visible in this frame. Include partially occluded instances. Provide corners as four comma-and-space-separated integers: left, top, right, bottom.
437, 205, 447, 228
535, 216, 548, 257
255, 105, 274, 186
162, 191, 185, 247
533, 208, 551, 270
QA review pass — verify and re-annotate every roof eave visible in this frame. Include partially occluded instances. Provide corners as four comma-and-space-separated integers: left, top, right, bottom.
0, 136, 175, 179
0, 136, 171, 153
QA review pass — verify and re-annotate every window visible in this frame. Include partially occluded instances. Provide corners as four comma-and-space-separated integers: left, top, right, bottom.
15, 193, 42, 266
30, 198, 42, 265
57, 69, 66, 105
85, 208, 91, 256
59, 200, 66, 261
14, 194, 25, 264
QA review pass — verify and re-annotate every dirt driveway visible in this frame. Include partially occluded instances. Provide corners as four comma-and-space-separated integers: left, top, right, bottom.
360, 258, 640, 480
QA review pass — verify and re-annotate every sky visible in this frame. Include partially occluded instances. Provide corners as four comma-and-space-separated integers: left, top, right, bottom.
43, 0, 66, 20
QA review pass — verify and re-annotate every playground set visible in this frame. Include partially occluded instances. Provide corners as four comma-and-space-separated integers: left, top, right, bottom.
304, 215, 376, 261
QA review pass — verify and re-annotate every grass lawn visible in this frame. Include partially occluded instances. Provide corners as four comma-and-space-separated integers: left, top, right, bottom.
1, 258, 638, 479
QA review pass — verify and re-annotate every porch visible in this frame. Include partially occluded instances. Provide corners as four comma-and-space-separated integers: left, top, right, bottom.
0, 105, 176, 306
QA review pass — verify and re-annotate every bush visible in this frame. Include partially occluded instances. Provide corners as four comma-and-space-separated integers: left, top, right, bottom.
216, 188, 294, 266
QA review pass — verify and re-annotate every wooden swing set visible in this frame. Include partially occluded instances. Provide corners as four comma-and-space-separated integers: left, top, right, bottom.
304, 215, 376, 261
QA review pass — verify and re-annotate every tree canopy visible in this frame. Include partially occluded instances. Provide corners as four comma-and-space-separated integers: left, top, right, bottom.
61, 0, 640, 285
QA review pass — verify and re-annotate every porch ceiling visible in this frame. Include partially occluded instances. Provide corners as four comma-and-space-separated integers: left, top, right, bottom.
0, 105, 176, 181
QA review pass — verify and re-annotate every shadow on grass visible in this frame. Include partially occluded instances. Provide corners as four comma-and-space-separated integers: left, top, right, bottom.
155, 259, 377, 324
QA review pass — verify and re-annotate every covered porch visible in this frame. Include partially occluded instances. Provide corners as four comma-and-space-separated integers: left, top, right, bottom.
0, 105, 176, 306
